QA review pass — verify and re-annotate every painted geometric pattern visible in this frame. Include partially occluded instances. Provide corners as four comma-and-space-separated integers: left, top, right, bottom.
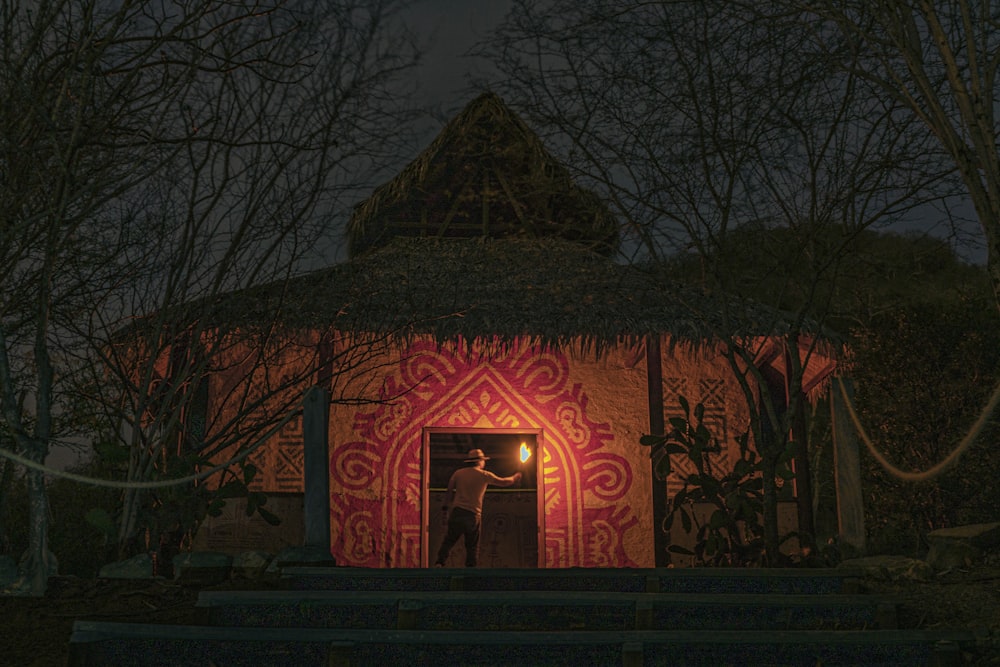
247, 416, 305, 492
195, 496, 304, 553
663, 377, 731, 494
329, 340, 639, 568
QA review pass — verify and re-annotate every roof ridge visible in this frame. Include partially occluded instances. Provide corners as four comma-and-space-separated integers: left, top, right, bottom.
346, 93, 619, 257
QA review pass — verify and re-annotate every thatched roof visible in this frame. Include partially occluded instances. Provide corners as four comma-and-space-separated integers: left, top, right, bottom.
346, 93, 619, 258
147, 94, 837, 361
216, 236, 811, 352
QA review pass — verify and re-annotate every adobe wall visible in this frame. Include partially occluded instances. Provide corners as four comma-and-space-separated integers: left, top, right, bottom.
322, 336, 753, 568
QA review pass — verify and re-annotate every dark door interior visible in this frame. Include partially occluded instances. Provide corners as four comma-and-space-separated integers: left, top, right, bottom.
427, 431, 539, 567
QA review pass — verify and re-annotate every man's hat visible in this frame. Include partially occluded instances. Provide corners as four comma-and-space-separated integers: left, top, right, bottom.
464, 448, 490, 462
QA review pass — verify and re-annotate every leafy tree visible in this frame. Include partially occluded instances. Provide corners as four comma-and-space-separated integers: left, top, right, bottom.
480, 0, 939, 559
671, 222, 999, 552
848, 271, 1000, 554
800, 0, 1000, 312
642, 397, 780, 567
0, 0, 420, 595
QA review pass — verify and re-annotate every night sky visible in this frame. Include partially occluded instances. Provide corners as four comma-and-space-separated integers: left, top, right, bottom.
405, 0, 512, 110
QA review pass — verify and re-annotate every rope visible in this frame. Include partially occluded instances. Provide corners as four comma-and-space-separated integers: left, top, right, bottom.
837, 375, 1000, 482
0, 394, 308, 490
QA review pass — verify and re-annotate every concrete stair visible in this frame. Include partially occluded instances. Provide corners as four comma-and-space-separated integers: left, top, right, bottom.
67, 566, 976, 666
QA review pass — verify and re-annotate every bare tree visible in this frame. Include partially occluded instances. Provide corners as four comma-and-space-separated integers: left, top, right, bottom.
800, 0, 1000, 310
479, 0, 941, 560
0, 0, 420, 595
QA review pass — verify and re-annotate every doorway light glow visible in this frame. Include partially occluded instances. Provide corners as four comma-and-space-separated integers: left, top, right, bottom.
519, 442, 531, 463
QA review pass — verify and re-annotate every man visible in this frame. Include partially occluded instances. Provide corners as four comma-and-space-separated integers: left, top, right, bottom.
434, 448, 521, 567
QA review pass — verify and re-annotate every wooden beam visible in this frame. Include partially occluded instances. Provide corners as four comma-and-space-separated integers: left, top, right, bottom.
303, 386, 332, 554
435, 175, 476, 238
494, 169, 530, 227
482, 171, 490, 234
784, 339, 815, 551
645, 334, 671, 567
830, 376, 866, 556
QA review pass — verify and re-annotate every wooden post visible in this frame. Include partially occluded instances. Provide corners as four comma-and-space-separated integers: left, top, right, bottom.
302, 386, 331, 551
789, 389, 816, 550
830, 376, 866, 555
784, 340, 815, 550
645, 335, 671, 567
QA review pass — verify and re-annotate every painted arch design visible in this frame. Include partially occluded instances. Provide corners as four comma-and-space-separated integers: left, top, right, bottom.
329, 340, 639, 567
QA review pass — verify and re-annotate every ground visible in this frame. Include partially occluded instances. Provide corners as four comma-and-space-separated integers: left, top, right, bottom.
1, 565, 999, 666
0, 575, 285, 666
859, 562, 1000, 664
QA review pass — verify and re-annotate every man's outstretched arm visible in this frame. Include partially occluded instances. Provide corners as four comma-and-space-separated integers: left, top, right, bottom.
488, 471, 522, 487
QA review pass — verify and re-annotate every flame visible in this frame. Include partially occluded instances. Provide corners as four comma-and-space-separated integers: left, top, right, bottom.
519, 442, 531, 464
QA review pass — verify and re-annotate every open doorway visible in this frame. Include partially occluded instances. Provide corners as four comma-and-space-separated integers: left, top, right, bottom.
423, 429, 541, 568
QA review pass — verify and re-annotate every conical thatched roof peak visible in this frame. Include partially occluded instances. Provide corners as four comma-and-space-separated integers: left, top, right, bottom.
347, 92, 619, 257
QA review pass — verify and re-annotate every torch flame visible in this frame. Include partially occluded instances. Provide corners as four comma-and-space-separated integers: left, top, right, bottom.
519, 442, 531, 464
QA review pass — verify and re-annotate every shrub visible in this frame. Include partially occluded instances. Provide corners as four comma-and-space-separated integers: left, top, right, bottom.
641, 396, 795, 566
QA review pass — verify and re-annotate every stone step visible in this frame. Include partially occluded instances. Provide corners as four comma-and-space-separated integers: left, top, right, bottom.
281, 566, 862, 595
67, 621, 972, 667
197, 589, 898, 631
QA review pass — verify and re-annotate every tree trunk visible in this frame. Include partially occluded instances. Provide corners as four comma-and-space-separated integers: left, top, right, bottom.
0, 458, 12, 554
16, 445, 57, 596
117, 486, 143, 559
760, 454, 780, 566
987, 231, 1000, 316
788, 398, 815, 552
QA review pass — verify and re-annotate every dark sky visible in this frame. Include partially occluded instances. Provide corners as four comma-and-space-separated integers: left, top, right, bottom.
302, 1, 515, 266
404, 0, 512, 111
398, 2, 986, 265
